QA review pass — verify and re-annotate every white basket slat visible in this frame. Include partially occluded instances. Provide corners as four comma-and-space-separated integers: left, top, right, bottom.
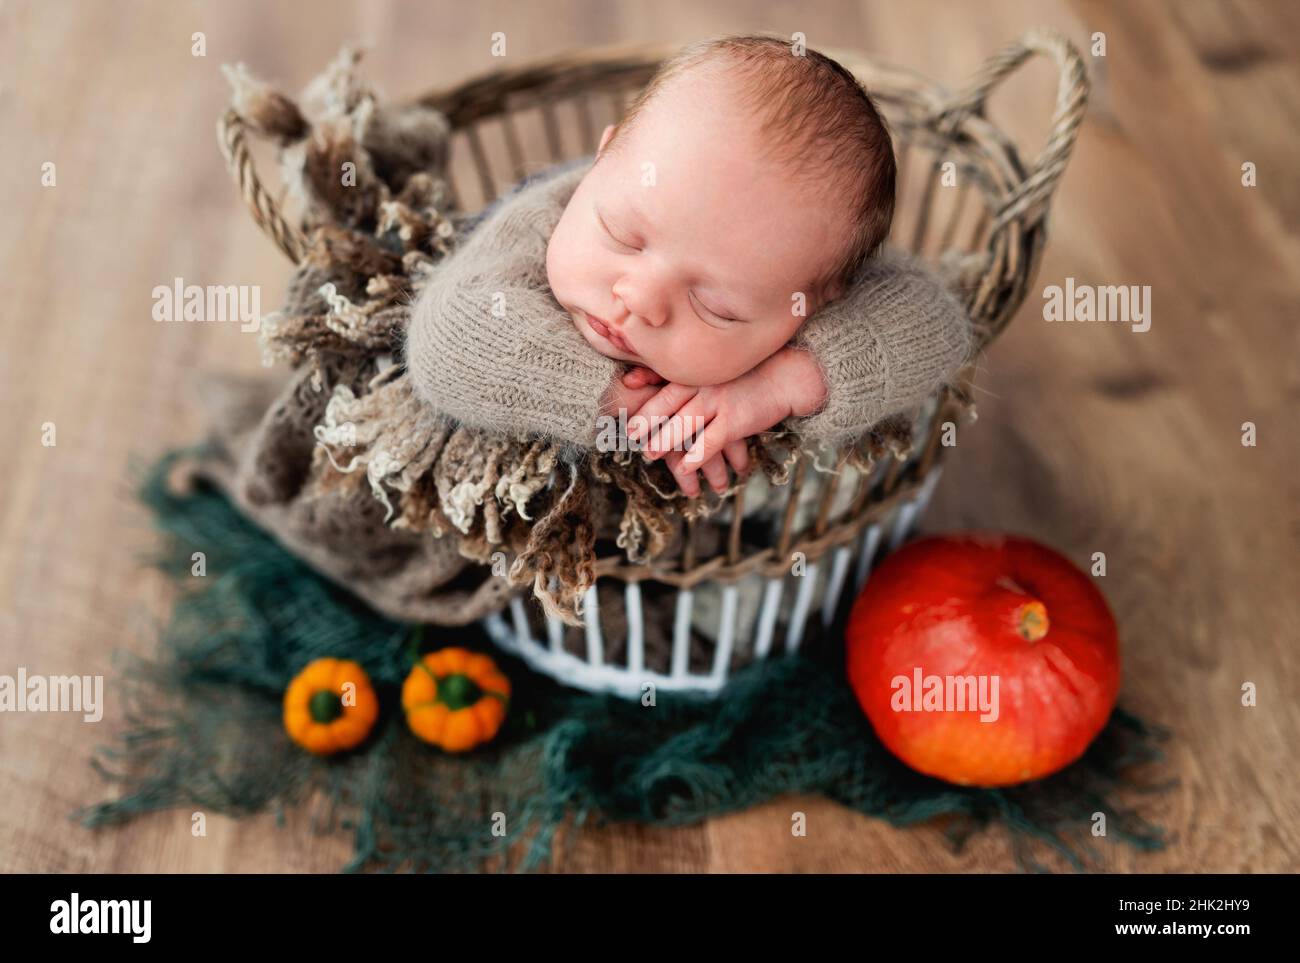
887, 464, 943, 552
752, 577, 785, 658
709, 583, 739, 682
544, 575, 565, 652
889, 501, 917, 551
913, 463, 944, 520
821, 546, 853, 627
509, 595, 531, 647
583, 583, 603, 667
785, 561, 819, 653
625, 580, 644, 674
671, 588, 694, 678
853, 523, 883, 595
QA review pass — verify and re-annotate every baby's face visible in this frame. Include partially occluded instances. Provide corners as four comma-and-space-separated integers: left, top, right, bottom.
546, 71, 849, 386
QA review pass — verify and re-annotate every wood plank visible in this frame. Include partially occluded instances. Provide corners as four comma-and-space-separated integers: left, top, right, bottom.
0, 0, 1295, 873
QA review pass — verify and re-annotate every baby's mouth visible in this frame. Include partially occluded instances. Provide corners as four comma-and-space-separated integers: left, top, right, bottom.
582, 311, 638, 356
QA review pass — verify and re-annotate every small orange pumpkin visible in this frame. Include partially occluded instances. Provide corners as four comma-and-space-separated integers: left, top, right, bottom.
283, 658, 379, 756
402, 647, 510, 752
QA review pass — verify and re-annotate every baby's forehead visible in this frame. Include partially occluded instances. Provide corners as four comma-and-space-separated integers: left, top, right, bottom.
640, 59, 765, 127
634, 66, 838, 185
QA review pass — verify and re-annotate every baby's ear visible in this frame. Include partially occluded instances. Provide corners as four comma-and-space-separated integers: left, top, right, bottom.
598, 124, 617, 154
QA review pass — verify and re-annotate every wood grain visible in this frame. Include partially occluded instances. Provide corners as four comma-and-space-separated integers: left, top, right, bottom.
1, 0, 1296, 873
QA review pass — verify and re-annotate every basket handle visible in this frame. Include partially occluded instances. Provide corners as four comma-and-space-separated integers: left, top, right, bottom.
927, 28, 1089, 232
217, 108, 308, 265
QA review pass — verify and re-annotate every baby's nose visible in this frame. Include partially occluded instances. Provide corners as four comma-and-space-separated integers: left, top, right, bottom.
612, 280, 670, 327
622, 303, 668, 328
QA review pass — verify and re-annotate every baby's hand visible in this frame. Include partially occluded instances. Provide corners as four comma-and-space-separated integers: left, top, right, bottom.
626, 349, 826, 497
612, 365, 747, 494
599, 370, 665, 433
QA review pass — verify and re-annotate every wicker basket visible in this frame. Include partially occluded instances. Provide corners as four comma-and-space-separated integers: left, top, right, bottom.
221, 30, 1088, 699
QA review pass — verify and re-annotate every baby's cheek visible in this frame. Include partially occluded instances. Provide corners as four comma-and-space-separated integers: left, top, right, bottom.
543, 233, 566, 297
547, 237, 597, 317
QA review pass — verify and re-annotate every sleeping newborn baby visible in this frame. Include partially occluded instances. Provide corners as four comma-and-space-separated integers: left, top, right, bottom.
406, 34, 971, 497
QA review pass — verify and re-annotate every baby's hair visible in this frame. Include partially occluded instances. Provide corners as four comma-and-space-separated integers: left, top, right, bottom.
598, 32, 897, 300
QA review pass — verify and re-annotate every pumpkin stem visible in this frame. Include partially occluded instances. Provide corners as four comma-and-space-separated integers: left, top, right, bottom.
1015, 600, 1050, 642
438, 673, 483, 711
309, 689, 344, 723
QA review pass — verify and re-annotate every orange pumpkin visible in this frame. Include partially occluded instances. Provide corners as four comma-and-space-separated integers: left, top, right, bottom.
402, 647, 510, 752
283, 658, 380, 756
846, 534, 1120, 787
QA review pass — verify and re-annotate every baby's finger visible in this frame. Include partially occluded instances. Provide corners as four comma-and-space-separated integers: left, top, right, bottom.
661, 450, 701, 498
722, 439, 750, 476
622, 366, 667, 389
645, 415, 694, 460
698, 453, 730, 495
680, 419, 732, 470
618, 366, 655, 384
644, 394, 715, 460
628, 383, 700, 447
604, 380, 661, 422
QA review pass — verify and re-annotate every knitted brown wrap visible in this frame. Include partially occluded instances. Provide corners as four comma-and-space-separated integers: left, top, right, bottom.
184, 49, 935, 629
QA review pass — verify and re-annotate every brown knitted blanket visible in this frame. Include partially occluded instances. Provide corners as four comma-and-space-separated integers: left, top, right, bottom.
183, 49, 967, 629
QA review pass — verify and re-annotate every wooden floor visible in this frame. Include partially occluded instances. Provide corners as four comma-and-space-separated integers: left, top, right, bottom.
2, 0, 1297, 873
